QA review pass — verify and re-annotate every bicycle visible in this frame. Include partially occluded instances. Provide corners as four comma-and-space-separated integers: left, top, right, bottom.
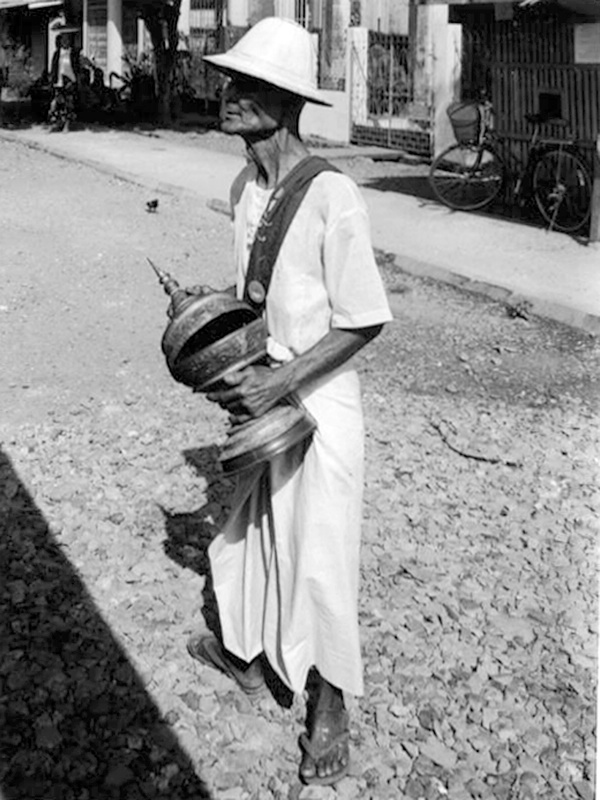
428, 101, 593, 234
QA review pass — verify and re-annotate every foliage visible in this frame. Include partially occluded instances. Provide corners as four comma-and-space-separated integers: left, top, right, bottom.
2, 42, 36, 98
123, 48, 155, 80
133, 0, 182, 124
177, 35, 222, 105
131, 0, 226, 123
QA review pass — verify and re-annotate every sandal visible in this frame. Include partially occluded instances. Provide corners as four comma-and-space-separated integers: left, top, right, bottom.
187, 633, 266, 697
298, 725, 350, 786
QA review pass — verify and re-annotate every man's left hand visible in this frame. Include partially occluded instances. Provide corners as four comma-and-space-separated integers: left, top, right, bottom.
206, 365, 288, 421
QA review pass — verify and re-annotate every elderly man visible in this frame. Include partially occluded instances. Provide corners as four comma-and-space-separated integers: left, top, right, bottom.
187, 17, 392, 786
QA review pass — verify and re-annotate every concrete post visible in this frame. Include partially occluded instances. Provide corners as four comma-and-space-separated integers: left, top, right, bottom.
106, 0, 123, 81
178, 0, 190, 42
229, 0, 249, 26
410, 3, 430, 122
349, 26, 368, 126
431, 6, 462, 155
590, 135, 600, 243
411, 3, 461, 156
137, 18, 146, 59
274, 0, 295, 19
82, 0, 88, 56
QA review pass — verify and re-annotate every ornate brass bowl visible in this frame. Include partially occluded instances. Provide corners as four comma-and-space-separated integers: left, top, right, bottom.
219, 401, 317, 474
162, 293, 268, 391
151, 263, 316, 474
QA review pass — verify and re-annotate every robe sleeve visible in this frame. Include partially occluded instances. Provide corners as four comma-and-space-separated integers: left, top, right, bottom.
321, 176, 393, 330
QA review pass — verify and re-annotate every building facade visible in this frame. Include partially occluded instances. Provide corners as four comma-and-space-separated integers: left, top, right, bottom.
0, 0, 462, 155
427, 0, 600, 163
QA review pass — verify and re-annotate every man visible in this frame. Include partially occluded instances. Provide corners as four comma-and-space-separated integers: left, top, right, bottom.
187, 17, 392, 786
49, 26, 81, 130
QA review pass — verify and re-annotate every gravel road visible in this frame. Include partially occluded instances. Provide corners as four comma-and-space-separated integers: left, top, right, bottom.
0, 136, 597, 800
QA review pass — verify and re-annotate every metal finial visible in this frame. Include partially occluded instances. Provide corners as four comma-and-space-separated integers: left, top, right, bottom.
147, 257, 181, 297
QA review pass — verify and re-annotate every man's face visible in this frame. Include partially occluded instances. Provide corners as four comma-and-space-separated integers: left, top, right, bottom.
220, 75, 286, 139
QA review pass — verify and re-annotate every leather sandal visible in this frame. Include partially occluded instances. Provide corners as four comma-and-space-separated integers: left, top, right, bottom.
298, 724, 350, 786
187, 633, 266, 697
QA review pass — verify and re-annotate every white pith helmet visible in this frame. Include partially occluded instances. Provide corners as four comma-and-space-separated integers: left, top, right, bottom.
203, 17, 331, 107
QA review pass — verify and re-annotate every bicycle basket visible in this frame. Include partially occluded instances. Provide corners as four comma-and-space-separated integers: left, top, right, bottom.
447, 102, 481, 144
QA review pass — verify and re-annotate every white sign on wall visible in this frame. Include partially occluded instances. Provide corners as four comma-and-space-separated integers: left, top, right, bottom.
574, 23, 600, 64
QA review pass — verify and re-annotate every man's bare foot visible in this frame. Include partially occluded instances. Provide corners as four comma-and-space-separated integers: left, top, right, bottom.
299, 674, 350, 785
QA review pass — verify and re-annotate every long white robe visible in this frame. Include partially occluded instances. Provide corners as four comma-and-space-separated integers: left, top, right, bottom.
209, 169, 392, 696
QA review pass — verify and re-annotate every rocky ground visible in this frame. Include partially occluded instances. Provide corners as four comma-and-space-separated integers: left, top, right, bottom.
0, 135, 598, 800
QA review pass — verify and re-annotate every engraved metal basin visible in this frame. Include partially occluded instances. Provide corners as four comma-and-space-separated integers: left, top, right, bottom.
160, 292, 268, 391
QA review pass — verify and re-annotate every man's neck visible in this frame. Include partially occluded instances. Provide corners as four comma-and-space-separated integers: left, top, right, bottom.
245, 129, 309, 189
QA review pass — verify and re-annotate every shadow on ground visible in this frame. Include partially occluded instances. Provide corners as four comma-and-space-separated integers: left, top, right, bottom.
361, 174, 438, 203
161, 446, 294, 709
0, 448, 212, 800
160, 446, 228, 642
362, 173, 591, 242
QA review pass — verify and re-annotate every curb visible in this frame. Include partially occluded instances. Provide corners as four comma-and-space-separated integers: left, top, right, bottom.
3, 127, 598, 337
387, 252, 600, 337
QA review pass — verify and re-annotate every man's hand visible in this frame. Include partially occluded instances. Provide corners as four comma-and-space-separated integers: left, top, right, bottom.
204, 325, 384, 422
206, 365, 289, 421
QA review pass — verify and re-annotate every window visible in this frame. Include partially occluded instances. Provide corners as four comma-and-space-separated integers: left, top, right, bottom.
538, 91, 562, 121
295, 0, 309, 27
190, 0, 218, 29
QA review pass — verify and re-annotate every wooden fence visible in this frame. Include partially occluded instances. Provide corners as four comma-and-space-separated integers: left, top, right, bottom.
461, 9, 600, 170
493, 63, 600, 168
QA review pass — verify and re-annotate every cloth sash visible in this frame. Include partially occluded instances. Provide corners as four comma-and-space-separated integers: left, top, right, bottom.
242, 156, 340, 315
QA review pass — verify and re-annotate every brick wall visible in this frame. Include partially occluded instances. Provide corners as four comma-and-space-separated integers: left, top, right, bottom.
351, 124, 432, 157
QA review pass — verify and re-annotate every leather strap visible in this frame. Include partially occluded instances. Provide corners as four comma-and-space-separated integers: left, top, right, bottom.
243, 156, 340, 313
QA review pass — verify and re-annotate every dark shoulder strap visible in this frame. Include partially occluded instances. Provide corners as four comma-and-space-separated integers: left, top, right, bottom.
243, 156, 340, 313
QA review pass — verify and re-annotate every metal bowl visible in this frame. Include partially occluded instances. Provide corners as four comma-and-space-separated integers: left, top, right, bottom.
219, 402, 317, 474
160, 291, 267, 389
169, 317, 268, 390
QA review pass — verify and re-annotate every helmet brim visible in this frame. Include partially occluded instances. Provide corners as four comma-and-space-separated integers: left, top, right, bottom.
204, 52, 332, 107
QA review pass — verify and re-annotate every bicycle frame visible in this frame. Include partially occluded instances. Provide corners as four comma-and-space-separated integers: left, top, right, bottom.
480, 113, 582, 205
429, 101, 593, 233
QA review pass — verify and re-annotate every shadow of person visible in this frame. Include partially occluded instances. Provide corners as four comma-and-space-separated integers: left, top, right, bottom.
161, 445, 293, 710
0, 448, 212, 800
362, 174, 437, 202
160, 445, 231, 641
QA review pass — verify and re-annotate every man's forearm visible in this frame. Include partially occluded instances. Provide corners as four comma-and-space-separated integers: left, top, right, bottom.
277, 325, 383, 397
206, 324, 384, 419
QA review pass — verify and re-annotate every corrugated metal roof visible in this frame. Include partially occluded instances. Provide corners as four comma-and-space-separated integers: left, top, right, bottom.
0, 0, 30, 8
0, 0, 63, 9
28, 0, 62, 8
557, 0, 600, 14
431, 0, 600, 11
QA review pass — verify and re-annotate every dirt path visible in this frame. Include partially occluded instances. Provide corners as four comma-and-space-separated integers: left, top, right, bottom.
0, 139, 598, 800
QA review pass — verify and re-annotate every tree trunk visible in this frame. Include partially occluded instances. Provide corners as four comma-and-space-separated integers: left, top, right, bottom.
140, 0, 181, 125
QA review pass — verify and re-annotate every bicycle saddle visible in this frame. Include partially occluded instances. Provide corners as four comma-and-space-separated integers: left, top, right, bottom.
525, 112, 568, 127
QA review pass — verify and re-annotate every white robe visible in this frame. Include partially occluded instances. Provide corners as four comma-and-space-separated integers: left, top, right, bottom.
209, 169, 392, 696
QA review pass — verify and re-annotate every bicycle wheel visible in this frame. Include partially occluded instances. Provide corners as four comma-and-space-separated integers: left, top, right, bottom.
429, 143, 505, 211
532, 150, 592, 233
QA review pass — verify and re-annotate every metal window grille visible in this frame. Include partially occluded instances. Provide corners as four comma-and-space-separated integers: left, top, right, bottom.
190, 0, 217, 28
295, 0, 310, 27
367, 31, 413, 118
